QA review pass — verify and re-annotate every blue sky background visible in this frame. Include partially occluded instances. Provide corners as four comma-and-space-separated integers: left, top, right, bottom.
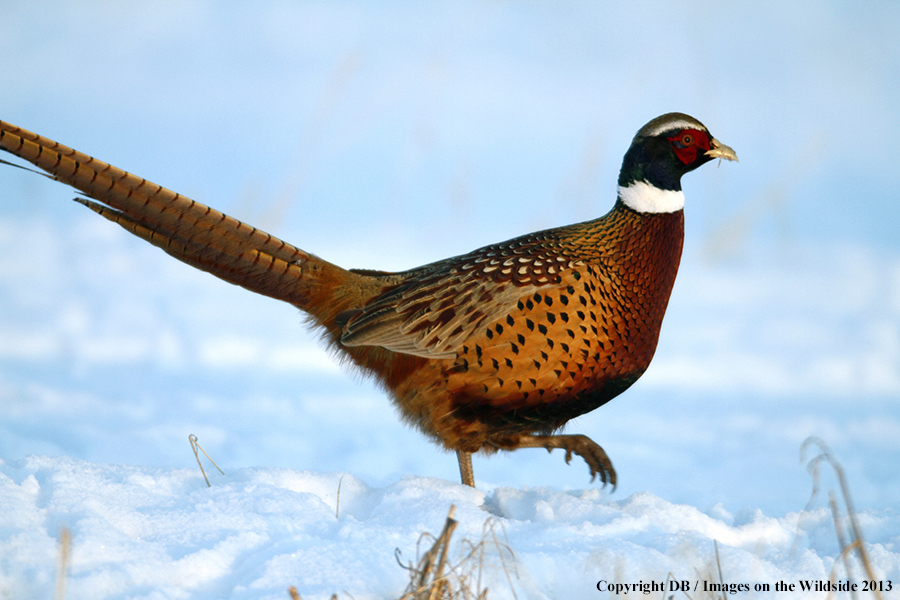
2, 1, 899, 516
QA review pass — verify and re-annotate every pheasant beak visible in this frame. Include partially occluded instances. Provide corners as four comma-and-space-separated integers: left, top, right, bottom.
706, 138, 738, 162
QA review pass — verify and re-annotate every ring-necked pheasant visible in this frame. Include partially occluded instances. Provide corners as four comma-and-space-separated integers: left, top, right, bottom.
0, 113, 736, 488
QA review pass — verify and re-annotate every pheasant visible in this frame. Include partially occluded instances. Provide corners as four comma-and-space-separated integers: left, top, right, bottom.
0, 113, 736, 488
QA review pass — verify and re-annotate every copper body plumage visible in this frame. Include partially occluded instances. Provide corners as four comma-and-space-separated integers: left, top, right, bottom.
0, 113, 736, 488
375, 210, 684, 449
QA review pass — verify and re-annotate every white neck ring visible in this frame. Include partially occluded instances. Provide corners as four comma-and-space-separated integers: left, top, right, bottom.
617, 180, 684, 213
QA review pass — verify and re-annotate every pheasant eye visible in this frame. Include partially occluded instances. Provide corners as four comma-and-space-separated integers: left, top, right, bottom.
680, 133, 694, 146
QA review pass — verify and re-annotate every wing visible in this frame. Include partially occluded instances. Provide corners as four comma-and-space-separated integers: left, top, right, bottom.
340, 229, 598, 359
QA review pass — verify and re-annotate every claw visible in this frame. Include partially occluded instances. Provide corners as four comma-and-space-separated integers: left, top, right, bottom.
513, 433, 617, 490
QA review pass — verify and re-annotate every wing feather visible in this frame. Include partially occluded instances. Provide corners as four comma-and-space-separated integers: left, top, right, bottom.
340, 229, 595, 359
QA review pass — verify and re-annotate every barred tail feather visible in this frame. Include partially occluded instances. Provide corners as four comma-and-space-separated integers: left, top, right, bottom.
0, 120, 356, 325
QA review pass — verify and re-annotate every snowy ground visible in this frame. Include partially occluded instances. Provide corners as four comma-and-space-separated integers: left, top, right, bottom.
2, 1, 900, 598
2, 455, 898, 599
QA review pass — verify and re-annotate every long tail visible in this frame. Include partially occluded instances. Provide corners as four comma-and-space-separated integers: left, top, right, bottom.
0, 120, 365, 329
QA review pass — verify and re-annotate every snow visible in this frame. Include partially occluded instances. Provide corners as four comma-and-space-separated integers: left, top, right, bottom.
2, 455, 897, 599
3, 1, 900, 597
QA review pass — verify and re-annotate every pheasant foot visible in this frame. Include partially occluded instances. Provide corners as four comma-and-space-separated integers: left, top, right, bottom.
513, 434, 616, 489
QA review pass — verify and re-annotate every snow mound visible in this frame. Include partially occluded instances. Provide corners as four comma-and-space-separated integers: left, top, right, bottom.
1, 456, 897, 599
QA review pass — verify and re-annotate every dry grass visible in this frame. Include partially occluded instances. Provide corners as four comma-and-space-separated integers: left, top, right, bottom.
394, 504, 518, 600
54, 527, 71, 600
290, 504, 518, 600
799, 437, 884, 600
189, 433, 225, 487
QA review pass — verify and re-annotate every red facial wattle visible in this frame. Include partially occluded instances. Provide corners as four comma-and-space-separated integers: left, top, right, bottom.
667, 129, 711, 164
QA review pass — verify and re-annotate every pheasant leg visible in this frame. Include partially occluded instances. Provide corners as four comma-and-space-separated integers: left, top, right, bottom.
457, 450, 475, 487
